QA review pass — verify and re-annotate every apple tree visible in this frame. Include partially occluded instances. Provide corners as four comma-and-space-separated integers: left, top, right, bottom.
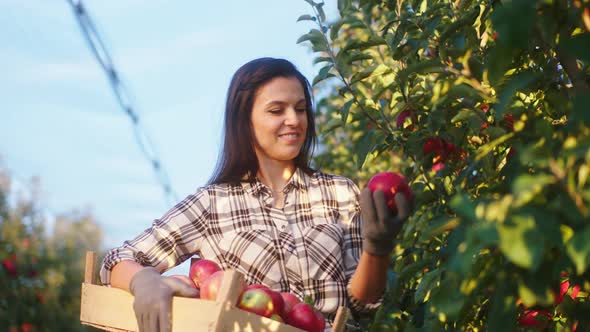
299, 0, 590, 330
0, 166, 104, 331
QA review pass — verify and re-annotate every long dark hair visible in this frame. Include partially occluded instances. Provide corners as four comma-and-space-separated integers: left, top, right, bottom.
208, 58, 316, 185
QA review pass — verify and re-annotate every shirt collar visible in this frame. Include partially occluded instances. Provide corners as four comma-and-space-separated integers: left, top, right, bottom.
242, 168, 308, 197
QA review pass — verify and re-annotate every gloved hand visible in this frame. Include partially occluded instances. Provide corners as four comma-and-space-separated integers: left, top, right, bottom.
360, 188, 411, 256
130, 267, 199, 332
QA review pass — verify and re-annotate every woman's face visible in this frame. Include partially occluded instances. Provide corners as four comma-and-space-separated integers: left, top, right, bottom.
250, 76, 308, 166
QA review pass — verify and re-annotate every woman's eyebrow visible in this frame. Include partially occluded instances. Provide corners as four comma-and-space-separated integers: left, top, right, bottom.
265, 99, 306, 107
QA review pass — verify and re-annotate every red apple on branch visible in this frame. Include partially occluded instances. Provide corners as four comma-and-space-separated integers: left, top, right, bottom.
2, 254, 17, 277
396, 110, 417, 131
518, 309, 551, 328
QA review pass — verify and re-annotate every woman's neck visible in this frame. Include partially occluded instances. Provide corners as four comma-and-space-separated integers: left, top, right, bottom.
256, 160, 296, 193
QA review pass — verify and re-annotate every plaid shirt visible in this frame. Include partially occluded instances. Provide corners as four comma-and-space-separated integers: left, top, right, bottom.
100, 168, 382, 325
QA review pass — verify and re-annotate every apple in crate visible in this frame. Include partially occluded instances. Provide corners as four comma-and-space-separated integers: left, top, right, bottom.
280, 292, 301, 317
189, 259, 221, 289
237, 288, 275, 318
285, 302, 325, 332
245, 284, 285, 317
200, 270, 225, 301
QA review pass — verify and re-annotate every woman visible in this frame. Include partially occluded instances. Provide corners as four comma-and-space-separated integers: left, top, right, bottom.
100, 58, 410, 332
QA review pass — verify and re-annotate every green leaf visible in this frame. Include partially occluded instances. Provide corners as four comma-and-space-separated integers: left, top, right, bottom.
512, 174, 555, 207
498, 214, 544, 270
396, 59, 444, 84
414, 268, 441, 303
321, 118, 342, 135
419, 217, 460, 242
571, 94, 590, 125
312, 56, 332, 65
451, 108, 485, 132
451, 109, 476, 123
559, 33, 590, 63
341, 37, 386, 53
495, 71, 539, 118
474, 131, 515, 161
296, 14, 316, 22
337, 0, 352, 15
518, 278, 554, 307
316, 2, 326, 22
450, 194, 478, 222
491, 0, 536, 48
487, 280, 517, 331
350, 64, 392, 84
565, 226, 590, 275
399, 259, 433, 280
355, 130, 376, 169
312, 64, 334, 86
296, 29, 326, 52
340, 99, 354, 124
429, 276, 465, 321
346, 53, 373, 63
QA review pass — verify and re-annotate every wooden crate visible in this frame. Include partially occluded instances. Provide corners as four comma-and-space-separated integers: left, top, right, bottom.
80, 251, 348, 332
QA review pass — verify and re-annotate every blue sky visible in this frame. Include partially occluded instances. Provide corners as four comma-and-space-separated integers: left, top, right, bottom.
0, 1, 335, 274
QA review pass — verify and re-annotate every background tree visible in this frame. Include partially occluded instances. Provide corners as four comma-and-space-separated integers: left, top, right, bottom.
299, 0, 590, 330
0, 164, 104, 331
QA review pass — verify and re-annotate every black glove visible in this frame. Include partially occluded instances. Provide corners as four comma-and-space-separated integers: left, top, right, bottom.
360, 188, 410, 256
129, 267, 199, 332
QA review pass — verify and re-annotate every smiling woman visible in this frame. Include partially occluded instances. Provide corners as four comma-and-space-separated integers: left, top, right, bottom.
99, 57, 413, 331
251, 77, 308, 159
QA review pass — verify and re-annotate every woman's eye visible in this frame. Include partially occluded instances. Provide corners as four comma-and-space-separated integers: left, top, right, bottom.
269, 109, 282, 114
296, 108, 306, 113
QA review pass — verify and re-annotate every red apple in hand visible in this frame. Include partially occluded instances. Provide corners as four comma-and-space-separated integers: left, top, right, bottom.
237, 289, 275, 317
285, 303, 325, 332
281, 292, 302, 317
367, 171, 413, 214
189, 259, 221, 289
200, 270, 225, 301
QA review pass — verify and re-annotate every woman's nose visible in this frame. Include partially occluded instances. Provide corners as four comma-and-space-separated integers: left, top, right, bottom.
284, 108, 301, 126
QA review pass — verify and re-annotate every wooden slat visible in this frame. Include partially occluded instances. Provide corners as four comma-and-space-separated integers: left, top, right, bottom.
80, 283, 138, 331
85, 251, 97, 285
81, 322, 132, 332
211, 270, 245, 332
331, 306, 348, 332
220, 308, 305, 332
80, 283, 219, 332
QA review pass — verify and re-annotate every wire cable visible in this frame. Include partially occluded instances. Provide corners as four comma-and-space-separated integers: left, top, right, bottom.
65, 0, 178, 206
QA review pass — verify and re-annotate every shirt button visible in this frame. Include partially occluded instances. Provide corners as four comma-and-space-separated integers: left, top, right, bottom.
281, 225, 286, 231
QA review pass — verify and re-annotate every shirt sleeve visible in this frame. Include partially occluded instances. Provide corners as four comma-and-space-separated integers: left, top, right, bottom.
339, 178, 384, 315
99, 188, 211, 286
